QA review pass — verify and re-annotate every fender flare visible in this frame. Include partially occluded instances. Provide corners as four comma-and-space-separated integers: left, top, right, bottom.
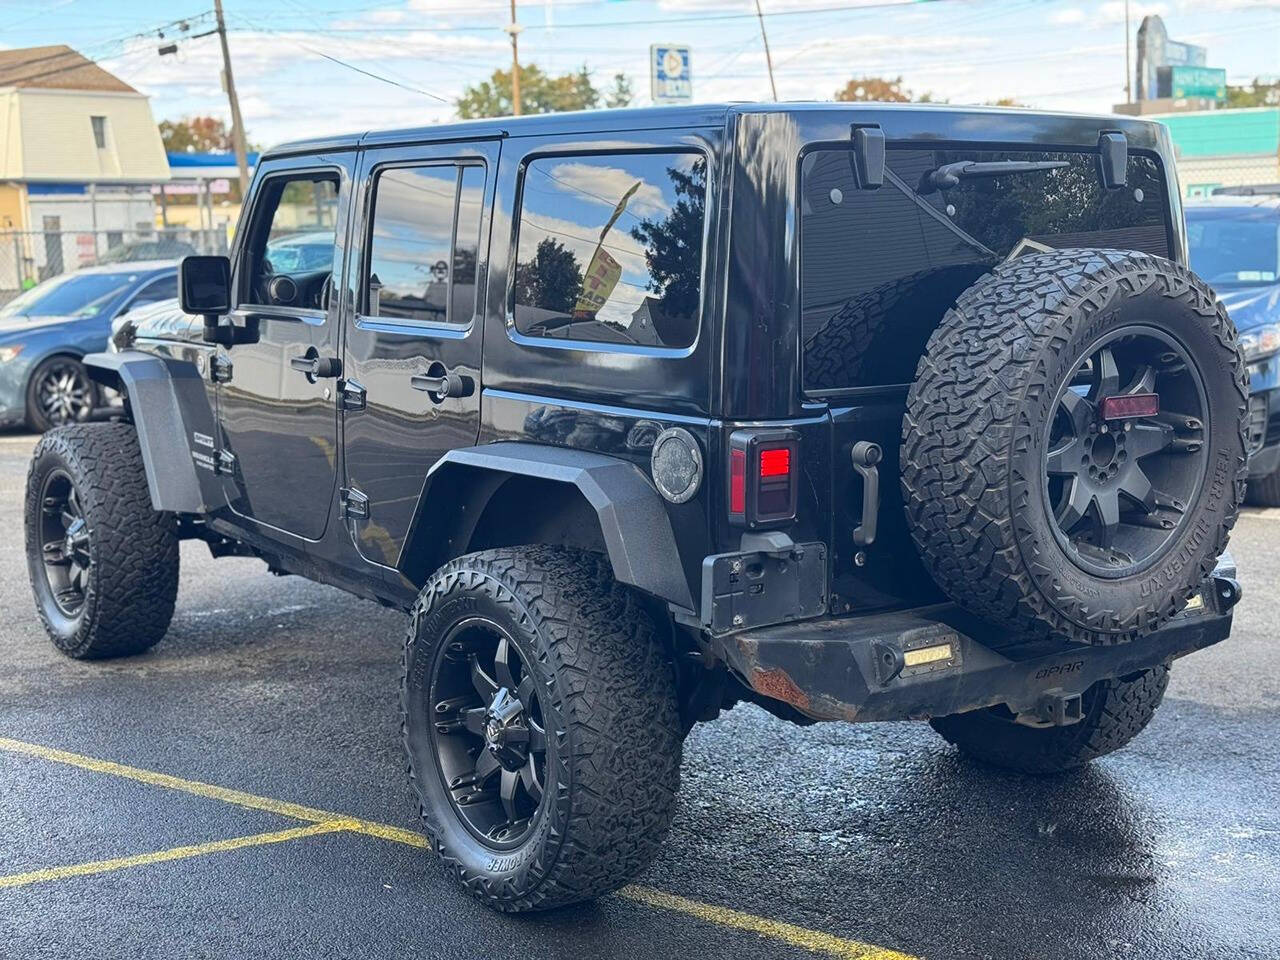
83, 351, 214, 514
398, 442, 695, 612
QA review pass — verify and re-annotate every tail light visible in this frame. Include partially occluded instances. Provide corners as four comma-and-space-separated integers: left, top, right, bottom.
728, 429, 799, 528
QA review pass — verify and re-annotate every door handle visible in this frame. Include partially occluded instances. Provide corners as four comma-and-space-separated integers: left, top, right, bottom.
850, 441, 882, 547
291, 353, 342, 379
410, 367, 470, 401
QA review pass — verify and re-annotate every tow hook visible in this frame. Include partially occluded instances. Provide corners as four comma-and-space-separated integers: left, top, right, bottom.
1212, 576, 1242, 613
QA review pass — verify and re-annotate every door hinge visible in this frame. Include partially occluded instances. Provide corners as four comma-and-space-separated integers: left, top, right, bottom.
340, 486, 369, 520
214, 449, 237, 477
339, 378, 366, 412
210, 354, 233, 383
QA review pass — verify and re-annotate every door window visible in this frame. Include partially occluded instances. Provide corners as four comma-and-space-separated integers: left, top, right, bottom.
243, 173, 340, 311
362, 163, 484, 325
512, 151, 707, 348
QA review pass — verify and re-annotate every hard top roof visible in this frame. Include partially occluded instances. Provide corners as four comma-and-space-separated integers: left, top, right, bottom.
260, 101, 1168, 160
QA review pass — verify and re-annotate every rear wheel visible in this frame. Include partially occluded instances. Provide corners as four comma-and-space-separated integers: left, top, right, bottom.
25, 423, 178, 659
930, 666, 1170, 774
26, 356, 97, 433
402, 546, 681, 912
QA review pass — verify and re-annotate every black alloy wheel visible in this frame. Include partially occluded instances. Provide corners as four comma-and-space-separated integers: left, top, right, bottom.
1044, 327, 1209, 579
430, 617, 549, 849
36, 469, 92, 617
33, 358, 95, 428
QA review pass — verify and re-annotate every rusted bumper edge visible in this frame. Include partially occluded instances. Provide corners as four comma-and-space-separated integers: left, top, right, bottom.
716, 572, 1241, 724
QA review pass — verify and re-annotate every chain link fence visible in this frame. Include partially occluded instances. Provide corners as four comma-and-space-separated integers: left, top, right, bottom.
0, 227, 230, 305
1176, 155, 1280, 200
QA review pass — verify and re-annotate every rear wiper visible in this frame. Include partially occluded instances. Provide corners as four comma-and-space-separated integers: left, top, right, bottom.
919, 159, 1069, 194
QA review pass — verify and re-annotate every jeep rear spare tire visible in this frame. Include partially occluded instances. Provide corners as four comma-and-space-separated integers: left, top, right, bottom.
901, 249, 1248, 644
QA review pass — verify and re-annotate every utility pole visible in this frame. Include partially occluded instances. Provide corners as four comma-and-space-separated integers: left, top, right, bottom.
1124, 0, 1132, 105
213, 0, 250, 195
754, 0, 778, 102
506, 0, 523, 116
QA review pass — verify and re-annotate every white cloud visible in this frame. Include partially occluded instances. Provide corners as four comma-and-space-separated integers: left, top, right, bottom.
543, 162, 670, 217
1050, 8, 1087, 25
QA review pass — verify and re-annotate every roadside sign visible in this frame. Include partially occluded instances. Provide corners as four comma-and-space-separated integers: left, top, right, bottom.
651, 44, 691, 104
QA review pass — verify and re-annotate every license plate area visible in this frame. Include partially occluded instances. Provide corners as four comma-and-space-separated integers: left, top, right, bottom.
701, 542, 827, 634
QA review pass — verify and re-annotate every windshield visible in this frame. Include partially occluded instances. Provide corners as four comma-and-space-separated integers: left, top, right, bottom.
0, 272, 137, 320
1187, 215, 1280, 287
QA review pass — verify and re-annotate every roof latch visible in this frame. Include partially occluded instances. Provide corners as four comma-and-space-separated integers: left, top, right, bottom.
1098, 131, 1128, 190
850, 124, 885, 190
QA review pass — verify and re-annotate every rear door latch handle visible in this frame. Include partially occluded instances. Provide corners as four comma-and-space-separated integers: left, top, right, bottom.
410, 367, 471, 401
851, 441, 882, 547
290, 353, 341, 380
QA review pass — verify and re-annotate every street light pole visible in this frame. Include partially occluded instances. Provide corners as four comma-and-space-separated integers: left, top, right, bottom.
507, 0, 523, 117
213, 0, 250, 195
1124, 0, 1132, 105
754, 0, 778, 102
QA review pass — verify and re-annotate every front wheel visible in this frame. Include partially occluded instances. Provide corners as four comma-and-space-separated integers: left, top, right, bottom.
402, 546, 682, 912
25, 423, 179, 658
929, 665, 1170, 774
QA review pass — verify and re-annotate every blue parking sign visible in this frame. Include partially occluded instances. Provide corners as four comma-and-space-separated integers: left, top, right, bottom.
651, 44, 692, 104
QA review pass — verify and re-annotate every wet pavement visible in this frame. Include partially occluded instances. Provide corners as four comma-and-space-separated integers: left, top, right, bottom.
1, 427, 1278, 960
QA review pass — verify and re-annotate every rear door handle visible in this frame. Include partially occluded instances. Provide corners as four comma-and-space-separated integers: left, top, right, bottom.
290, 354, 342, 379
410, 368, 471, 401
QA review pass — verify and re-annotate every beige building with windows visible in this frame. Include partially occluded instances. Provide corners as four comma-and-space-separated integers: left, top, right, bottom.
0, 46, 168, 282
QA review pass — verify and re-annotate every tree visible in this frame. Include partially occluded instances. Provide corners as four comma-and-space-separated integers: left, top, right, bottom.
986, 97, 1025, 107
457, 64, 603, 119
1226, 77, 1280, 108
513, 237, 582, 314
605, 72, 634, 109
159, 116, 241, 153
630, 158, 706, 322
833, 75, 941, 104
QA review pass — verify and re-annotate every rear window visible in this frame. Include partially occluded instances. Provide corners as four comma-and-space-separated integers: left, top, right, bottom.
512, 151, 707, 349
800, 147, 1171, 392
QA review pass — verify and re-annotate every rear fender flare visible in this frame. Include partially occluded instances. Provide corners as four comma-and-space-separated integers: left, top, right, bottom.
398, 442, 695, 612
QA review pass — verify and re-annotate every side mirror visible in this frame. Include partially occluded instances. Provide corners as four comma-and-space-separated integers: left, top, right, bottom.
179, 255, 231, 342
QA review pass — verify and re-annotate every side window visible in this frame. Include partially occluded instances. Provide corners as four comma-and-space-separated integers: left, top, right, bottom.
513, 151, 706, 348
130, 275, 178, 307
244, 173, 340, 309
363, 163, 484, 325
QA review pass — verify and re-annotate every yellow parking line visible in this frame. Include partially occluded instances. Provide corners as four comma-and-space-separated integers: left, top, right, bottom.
0, 736, 399, 840
0, 736, 918, 959
619, 886, 915, 960
0, 820, 352, 890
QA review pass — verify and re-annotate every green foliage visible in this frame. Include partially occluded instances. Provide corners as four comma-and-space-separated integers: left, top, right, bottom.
158, 115, 257, 153
630, 158, 706, 319
833, 75, 943, 104
513, 237, 582, 313
605, 72, 634, 109
1226, 77, 1280, 108
457, 64, 614, 119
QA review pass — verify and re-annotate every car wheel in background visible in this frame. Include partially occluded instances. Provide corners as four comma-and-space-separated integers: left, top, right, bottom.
25, 355, 98, 433
1246, 469, 1280, 507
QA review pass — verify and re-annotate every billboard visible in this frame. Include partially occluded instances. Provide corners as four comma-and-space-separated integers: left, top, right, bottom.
1158, 65, 1228, 101
651, 44, 692, 104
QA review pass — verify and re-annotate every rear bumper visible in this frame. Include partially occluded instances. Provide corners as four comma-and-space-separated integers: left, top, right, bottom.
717, 561, 1241, 724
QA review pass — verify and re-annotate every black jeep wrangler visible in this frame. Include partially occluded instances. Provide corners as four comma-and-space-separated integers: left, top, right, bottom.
25, 103, 1247, 912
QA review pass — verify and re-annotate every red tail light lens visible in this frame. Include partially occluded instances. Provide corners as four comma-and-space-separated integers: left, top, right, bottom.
759, 447, 791, 478
728, 430, 799, 528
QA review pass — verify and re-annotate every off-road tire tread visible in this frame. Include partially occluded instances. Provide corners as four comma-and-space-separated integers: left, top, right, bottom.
25, 422, 178, 658
930, 665, 1170, 774
901, 249, 1248, 644
402, 546, 681, 912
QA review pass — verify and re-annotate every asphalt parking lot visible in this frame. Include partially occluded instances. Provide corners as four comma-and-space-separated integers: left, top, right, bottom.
2, 427, 1279, 960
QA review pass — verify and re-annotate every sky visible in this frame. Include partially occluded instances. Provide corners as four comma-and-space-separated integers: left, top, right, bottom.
0, 0, 1277, 147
